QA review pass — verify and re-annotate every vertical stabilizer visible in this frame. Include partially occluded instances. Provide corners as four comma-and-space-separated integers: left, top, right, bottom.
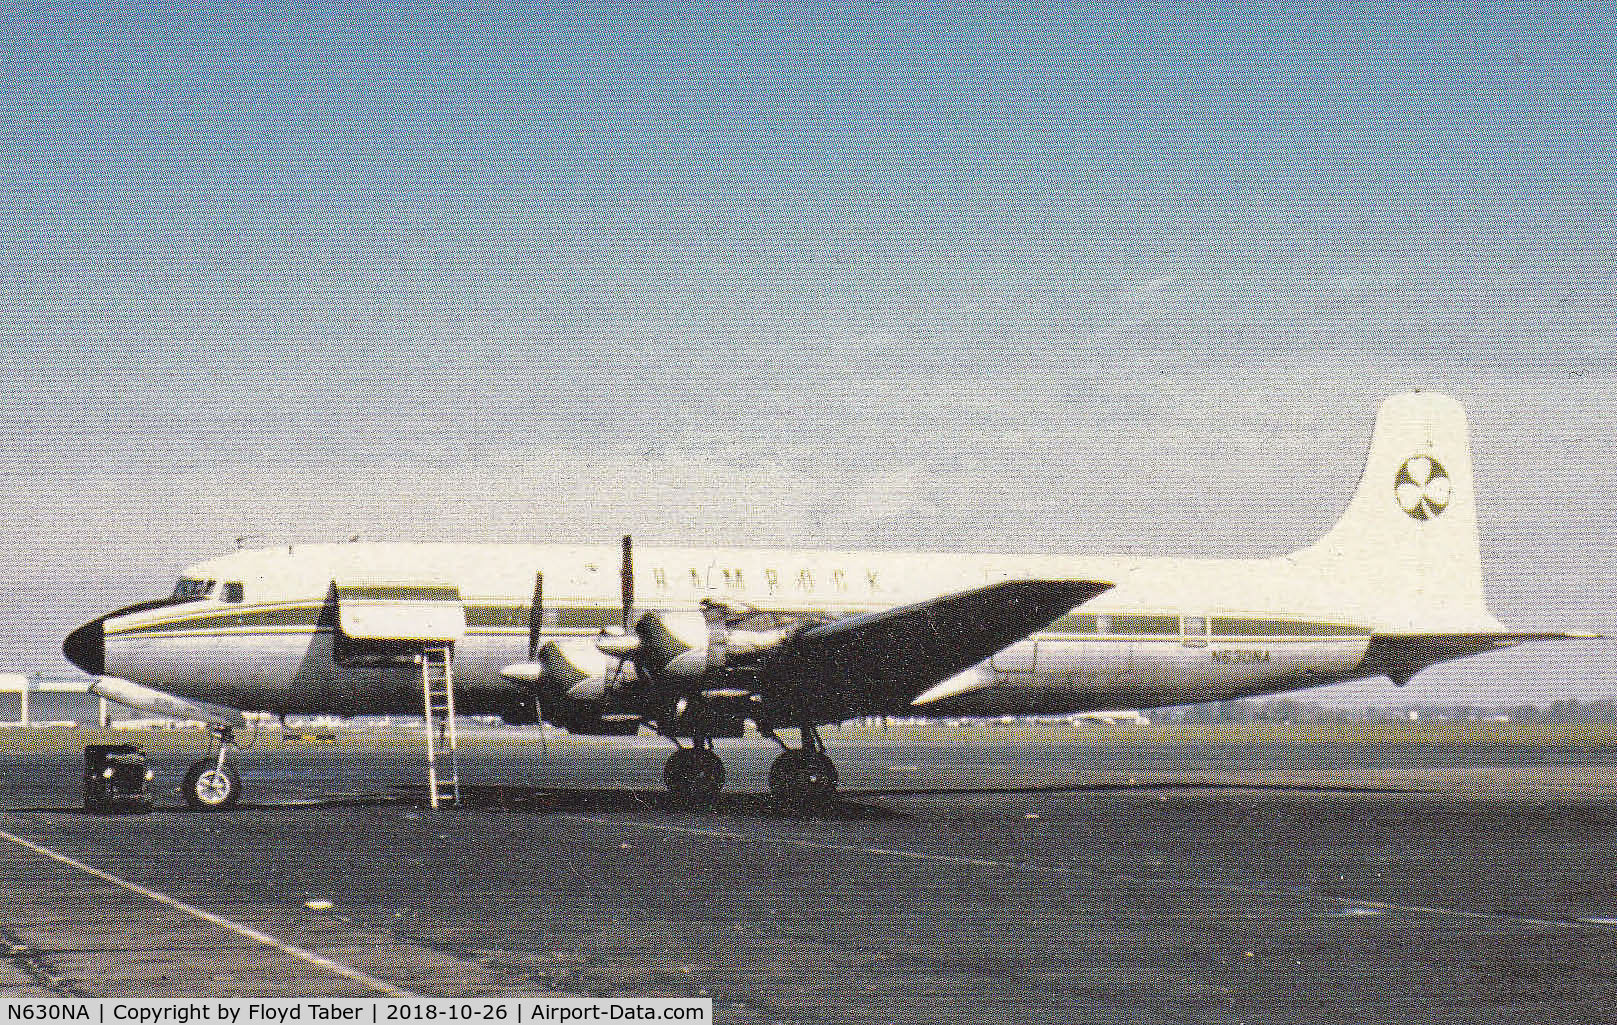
1292, 392, 1504, 634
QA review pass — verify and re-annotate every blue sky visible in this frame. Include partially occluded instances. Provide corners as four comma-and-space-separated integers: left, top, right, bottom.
0, 2, 1612, 699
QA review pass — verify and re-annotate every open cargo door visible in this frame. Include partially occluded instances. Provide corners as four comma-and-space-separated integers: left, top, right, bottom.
332, 582, 465, 649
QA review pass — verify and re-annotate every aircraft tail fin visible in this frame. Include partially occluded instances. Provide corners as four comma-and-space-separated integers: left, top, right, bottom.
1291, 392, 1505, 634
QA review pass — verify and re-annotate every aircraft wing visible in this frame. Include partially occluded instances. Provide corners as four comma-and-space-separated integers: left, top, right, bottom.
757, 578, 1111, 717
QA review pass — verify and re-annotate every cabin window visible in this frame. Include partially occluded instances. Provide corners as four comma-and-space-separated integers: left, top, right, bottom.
172, 578, 215, 601
831, 569, 847, 592
765, 569, 779, 594
796, 568, 814, 591
653, 568, 668, 590
689, 568, 703, 588
1112, 614, 1180, 636
723, 568, 744, 590
222, 582, 245, 604
866, 569, 881, 592
1050, 613, 1098, 633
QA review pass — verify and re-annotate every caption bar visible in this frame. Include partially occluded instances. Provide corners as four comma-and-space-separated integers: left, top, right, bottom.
0, 1001, 711, 1025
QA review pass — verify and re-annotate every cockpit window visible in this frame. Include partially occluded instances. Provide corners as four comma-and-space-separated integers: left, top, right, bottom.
172, 578, 216, 601
222, 582, 244, 604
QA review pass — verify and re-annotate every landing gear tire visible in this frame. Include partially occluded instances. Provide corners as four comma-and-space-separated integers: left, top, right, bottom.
664, 747, 725, 801
768, 749, 838, 802
183, 758, 241, 811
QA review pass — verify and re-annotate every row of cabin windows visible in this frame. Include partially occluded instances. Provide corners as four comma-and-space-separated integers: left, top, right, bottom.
471, 605, 1367, 639
1047, 613, 1366, 639
648, 566, 880, 595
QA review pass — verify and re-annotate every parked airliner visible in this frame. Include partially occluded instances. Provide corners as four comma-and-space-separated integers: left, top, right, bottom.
63, 392, 1589, 808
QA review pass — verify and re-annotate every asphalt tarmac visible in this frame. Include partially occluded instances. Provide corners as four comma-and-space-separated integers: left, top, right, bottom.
0, 729, 1614, 1024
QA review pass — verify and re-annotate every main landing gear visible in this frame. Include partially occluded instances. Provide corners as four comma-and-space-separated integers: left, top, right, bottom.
660, 725, 840, 803
183, 726, 242, 811
765, 724, 838, 803
663, 738, 726, 801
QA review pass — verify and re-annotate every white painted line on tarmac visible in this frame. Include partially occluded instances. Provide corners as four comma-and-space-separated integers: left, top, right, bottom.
0, 827, 416, 997
559, 813, 1617, 934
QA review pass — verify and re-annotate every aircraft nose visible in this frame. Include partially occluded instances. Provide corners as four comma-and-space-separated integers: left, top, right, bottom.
63, 617, 105, 676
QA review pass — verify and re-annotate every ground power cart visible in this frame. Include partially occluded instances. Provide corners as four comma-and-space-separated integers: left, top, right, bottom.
83, 744, 154, 813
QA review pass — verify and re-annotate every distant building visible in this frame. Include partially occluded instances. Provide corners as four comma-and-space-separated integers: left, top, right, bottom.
0, 672, 125, 725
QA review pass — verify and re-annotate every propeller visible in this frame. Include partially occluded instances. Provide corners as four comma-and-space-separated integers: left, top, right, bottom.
528, 572, 543, 661
620, 534, 634, 632
594, 534, 645, 676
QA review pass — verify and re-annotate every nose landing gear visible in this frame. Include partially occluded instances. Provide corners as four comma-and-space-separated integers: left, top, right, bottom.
183, 726, 242, 811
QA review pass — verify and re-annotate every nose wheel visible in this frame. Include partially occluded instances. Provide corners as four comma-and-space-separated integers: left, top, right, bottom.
184, 727, 242, 811
766, 724, 838, 803
664, 741, 725, 801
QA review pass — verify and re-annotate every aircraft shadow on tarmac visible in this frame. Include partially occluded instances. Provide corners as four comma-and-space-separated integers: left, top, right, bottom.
387, 778, 1429, 817
392, 784, 908, 820
2, 780, 1430, 817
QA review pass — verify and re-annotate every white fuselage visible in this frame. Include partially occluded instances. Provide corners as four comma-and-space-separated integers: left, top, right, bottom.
98, 542, 1383, 721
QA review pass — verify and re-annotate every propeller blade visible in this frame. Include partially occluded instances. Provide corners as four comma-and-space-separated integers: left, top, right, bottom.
528, 572, 544, 661
620, 534, 634, 632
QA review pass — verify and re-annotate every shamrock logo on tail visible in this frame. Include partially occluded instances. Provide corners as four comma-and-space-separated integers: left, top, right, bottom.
1395, 455, 1451, 521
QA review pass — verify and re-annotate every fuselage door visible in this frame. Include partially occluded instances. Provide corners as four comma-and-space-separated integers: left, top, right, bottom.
1181, 615, 1209, 648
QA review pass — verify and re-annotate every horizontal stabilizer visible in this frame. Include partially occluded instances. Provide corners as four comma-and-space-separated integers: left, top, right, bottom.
1361, 630, 1602, 686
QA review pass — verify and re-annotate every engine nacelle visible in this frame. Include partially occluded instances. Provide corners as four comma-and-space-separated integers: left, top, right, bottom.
499, 640, 630, 703
631, 609, 709, 671
541, 639, 629, 702
539, 638, 610, 682
633, 606, 799, 680
513, 604, 817, 700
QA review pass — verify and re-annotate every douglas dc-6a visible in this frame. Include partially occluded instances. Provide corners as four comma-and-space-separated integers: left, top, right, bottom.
63, 393, 1591, 809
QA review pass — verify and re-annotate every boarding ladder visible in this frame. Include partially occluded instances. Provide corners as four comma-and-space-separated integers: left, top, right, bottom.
419, 645, 461, 808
